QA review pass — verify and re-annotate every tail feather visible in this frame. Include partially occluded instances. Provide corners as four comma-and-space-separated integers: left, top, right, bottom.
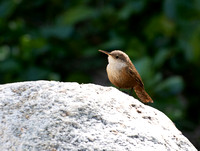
134, 86, 153, 103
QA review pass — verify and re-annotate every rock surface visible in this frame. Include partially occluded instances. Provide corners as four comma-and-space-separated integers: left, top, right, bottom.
0, 81, 197, 151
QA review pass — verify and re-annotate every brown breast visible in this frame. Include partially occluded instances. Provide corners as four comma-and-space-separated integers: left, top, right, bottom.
106, 65, 137, 89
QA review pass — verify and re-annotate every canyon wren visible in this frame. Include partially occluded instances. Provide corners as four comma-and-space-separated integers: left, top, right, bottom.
99, 50, 153, 103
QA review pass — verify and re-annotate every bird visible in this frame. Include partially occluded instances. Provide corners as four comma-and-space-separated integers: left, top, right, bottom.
99, 50, 153, 103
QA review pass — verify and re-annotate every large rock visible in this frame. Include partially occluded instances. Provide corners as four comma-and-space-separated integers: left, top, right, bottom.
0, 81, 197, 151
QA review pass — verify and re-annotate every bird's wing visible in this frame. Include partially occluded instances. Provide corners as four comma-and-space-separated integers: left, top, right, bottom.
126, 66, 153, 103
126, 65, 144, 88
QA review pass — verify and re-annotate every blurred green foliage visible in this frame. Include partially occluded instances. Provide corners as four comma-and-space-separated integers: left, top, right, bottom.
0, 0, 200, 148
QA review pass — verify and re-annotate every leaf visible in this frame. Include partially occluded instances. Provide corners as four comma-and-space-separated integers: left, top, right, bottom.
163, 0, 177, 20
21, 67, 49, 81
66, 72, 91, 83
0, 45, 10, 61
153, 48, 171, 69
0, 0, 16, 18
118, 1, 145, 19
0, 58, 21, 72
190, 25, 200, 64
40, 25, 73, 39
82, 48, 98, 57
164, 0, 200, 21
154, 76, 184, 96
134, 57, 153, 79
56, 6, 96, 25
126, 38, 146, 58
100, 33, 125, 50
144, 15, 175, 40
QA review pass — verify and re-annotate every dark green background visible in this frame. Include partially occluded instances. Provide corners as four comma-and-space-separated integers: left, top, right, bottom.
0, 0, 200, 149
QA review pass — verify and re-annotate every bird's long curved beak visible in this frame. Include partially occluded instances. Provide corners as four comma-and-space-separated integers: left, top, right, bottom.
98, 50, 110, 55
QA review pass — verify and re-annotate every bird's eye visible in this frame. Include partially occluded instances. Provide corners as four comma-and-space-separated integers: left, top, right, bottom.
116, 56, 119, 59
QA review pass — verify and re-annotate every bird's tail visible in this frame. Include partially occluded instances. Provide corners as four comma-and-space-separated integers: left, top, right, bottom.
134, 86, 153, 103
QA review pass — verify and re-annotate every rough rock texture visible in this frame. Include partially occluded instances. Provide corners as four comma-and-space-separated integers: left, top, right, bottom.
0, 81, 197, 151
